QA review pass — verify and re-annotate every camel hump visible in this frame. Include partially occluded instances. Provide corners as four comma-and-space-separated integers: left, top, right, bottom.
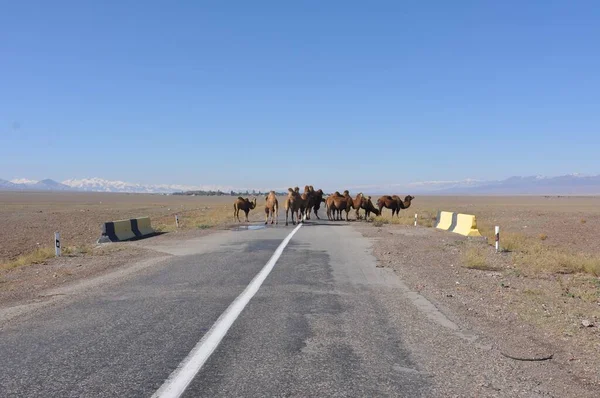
237, 196, 244, 201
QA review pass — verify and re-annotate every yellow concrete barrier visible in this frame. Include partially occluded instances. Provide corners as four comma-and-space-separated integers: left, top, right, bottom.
435, 211, 454, 230
435, 211, 482, 237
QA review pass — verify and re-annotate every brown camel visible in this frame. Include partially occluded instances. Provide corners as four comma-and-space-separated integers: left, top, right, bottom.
233, 197, 257, 222
327, 190, 353, 221
361, 196, 381, 219
350, 192, 364, 220
285, 188, 303, 226
264, 191, 278, 224
326, 191, 343, 221
299, 185, 314, 220
376, 195, 415, 217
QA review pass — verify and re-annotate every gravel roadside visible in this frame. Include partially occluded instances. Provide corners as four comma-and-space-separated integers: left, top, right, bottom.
356, 222, 600, 395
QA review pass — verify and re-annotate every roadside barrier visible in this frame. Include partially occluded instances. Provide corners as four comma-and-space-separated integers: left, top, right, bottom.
434, 211, 482, 237
98, 217, 155, 243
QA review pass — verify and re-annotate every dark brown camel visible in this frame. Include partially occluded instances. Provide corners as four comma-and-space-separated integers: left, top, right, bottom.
233, 197, 257, 222
360, 196, 381, 220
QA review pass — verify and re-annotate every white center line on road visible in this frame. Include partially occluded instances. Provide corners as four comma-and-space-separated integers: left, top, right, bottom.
152, 222, 303, 398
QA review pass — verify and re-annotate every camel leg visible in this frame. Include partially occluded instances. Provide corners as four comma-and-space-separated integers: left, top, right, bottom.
285, 208, 289, 226
345, 209, 350, 222
274, 205, 278, 224
314, 207, 320, 220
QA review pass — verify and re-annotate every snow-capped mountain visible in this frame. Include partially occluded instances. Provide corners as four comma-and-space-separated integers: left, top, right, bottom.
60, 178, 232, 194
10, 178, 39, 185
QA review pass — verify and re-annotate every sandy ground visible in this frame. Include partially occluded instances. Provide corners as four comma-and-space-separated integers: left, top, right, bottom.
356, 222, 600, 393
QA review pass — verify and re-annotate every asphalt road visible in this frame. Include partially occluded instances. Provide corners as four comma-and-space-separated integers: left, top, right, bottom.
0, 214, 437, 397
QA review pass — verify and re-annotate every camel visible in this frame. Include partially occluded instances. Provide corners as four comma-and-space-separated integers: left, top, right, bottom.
285, 188, 303, 226
311, 188, 325, 219
299, 185, 314, 220
350, 192, 364, 220
361, 196, 381, 220
233, 197, 257, 222
325, 191, 342, 221
376, 195, 415, 217
264, 191, 278, 224
327, 190, 353, 221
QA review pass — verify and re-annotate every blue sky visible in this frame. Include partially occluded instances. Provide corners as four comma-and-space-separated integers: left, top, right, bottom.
2, 1, 599, 189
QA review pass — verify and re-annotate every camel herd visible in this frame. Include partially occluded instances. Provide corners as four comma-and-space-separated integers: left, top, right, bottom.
233, 186, 415, 226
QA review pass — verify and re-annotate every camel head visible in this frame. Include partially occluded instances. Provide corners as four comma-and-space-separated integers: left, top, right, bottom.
294, 186, 300, 193
309, 185, 315, 193
251, 198, 257, 209
405, 195, 415, 202
343, 190, 350, 196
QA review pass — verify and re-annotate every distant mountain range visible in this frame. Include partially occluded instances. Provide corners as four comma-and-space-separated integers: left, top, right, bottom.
408, 174, 600, 195
0, 178, 233, 194
1, 174, 600, 195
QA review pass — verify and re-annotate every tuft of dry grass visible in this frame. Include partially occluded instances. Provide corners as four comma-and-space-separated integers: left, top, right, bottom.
539, 233, 548, 241
63, 244, 93, 256
1, 247, 55, 270
462, 247, 496, 270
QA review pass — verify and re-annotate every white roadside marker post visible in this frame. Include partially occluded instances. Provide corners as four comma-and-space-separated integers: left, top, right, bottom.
414, 213, 418, 227
55, 232, 61, 257
495, 226, 500, 253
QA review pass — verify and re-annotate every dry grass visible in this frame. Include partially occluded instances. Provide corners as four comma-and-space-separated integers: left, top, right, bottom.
1, 247, 55, 270
516, 246, 600, 276
153, 202, 257, 232
478, 224, 600, 276
373, 209, 438, 228
461, 247, 497, 270
0, 244, 96, 270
